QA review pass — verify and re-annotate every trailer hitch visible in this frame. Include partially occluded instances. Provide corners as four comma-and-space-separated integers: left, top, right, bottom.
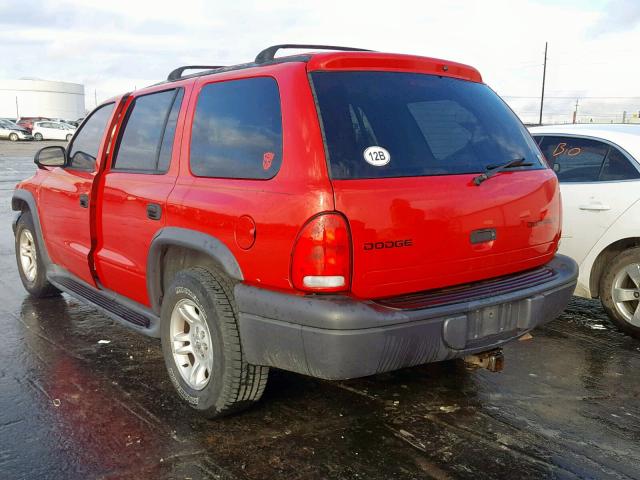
464, 348, 504, 372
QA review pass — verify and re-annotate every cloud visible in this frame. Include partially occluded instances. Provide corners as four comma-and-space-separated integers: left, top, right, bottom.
588, 0, 640, 36
0, 0, 638, 123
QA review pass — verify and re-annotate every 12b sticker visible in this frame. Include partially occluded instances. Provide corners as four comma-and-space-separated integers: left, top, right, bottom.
363, 146, 391, 166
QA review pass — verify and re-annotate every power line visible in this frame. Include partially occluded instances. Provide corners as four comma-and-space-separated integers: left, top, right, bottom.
503, 96, 640, 99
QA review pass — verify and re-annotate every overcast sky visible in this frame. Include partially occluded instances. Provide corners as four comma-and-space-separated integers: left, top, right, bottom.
1, 0, 639, 123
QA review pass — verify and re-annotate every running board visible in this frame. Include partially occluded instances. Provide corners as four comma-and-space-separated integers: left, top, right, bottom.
48, 272, 160, 337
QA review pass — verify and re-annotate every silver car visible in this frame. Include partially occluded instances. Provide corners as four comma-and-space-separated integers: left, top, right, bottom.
0, 119, 32, 141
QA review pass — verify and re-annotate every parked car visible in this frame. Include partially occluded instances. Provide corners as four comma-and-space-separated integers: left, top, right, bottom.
12, 44, 577, 417
530, 124, 640, 338
16, 117, 50, 132
49, 117, 77, 128
0, 119, 32, 141
31, 121, 76, 141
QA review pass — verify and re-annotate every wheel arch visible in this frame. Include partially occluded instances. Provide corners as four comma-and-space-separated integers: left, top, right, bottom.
11, 189, 52, 265
590, 237, 640, 298
147, 227, 243, 314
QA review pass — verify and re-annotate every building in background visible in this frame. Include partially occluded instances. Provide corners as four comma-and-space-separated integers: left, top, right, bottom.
0, 79, 85, 120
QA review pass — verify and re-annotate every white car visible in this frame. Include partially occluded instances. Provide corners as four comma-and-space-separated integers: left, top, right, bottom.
32, 121, 76, 141
530, 124, 640, 338
0, 119, 32, 141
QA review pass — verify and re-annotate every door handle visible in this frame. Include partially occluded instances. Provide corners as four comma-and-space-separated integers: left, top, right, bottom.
79, 194, 89, 208
146, 203, 162, 220
579, 203, 611, 211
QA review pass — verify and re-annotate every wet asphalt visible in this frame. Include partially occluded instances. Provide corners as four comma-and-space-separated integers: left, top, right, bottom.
1, 140, 639, 480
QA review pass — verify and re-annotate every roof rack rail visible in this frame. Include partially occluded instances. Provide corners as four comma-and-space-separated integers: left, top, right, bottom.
167, 65, 225, 81
255, 44, 371, 64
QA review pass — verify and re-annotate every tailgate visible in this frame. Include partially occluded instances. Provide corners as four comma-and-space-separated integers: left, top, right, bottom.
310, 69, 560, 299
333, 171, 560, 298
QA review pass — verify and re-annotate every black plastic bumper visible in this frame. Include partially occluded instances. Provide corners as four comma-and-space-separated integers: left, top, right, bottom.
235, 254, 578, 380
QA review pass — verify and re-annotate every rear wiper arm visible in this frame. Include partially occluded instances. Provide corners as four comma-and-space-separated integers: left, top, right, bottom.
473, 158, 533, 186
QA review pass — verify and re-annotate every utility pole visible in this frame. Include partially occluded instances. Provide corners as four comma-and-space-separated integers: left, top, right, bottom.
94, 89, 98, 108
539, 41, 548, 126
15, 96, 19, 119
622, 111, 627, 124
572, 99, 579, 124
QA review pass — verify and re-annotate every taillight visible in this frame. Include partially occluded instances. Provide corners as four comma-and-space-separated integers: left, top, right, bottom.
291, 213, 351, 292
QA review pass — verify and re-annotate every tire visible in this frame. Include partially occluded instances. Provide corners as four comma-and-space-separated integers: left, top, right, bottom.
9, 133, 18, 142
600, 247, 640, 339
14, 212, 60, 297
66, 134, 72, 141
34, 133, 43, 141
161, 266, 269, 417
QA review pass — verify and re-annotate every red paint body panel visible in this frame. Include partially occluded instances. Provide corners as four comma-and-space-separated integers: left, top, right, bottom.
38, 168, 96, 285
35, 100, 123, 286
332, 170, 561, 299
16, 50, 562, 309
168, 62, 334, 293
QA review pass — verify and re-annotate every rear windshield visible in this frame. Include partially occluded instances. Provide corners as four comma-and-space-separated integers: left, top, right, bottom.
310, 71, 544, 179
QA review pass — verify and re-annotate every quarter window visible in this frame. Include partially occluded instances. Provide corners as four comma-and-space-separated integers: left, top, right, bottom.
113, 89, 184, 172
190, 77, 282, 179
68, 103, 115, 170
600, 146, 640, 181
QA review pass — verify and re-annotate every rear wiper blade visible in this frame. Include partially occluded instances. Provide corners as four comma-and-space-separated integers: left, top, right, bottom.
473, 158, 533, 186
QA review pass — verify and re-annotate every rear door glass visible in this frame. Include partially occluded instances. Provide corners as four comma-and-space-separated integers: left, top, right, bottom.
537, 136, 608, 182
311, 71, 543, 179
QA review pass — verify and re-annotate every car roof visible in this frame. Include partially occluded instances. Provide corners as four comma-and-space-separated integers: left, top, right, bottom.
529, 124, 640, 159
154, 47, 482, 87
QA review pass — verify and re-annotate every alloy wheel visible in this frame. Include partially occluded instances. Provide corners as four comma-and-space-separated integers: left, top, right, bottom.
19, 229, 37, 282
611, 263, 640, 327
169, 298, 214, 390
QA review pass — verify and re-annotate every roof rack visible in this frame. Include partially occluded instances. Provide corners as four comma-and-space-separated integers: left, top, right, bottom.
164, 45, 372, 85
255, 44, 371, 64
167, 65, 225, 81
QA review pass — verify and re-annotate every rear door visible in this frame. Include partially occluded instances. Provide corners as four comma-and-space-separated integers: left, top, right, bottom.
94, 87, 186, 306
40, 122, 55, 139
311, 71, 558, 299
38, 102, 118, 285
536, 135, 640, 265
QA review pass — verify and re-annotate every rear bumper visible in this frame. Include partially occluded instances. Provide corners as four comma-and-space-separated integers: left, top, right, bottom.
235, 254, 578, 380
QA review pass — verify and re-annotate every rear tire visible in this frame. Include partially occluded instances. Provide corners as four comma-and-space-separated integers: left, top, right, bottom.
14, 212, 60, 297
34, 133, 43, 141
9, 133, 18, 142
600, 247, 640, 339
160, 266, 269, 418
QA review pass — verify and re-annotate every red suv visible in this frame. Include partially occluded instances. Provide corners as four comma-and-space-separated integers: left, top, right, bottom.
12, 45, 578, 417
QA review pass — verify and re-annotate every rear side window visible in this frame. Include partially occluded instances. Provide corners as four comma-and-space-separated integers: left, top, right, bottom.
68, 102, 115, 170
311, 71, 543, 179
601, 147, 640, 181
537, 135, 640, 182
113, 89, 184, 172
190, 77, 282, 179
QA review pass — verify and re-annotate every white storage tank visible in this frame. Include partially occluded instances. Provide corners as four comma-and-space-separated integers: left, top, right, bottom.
0, 79, 85, 120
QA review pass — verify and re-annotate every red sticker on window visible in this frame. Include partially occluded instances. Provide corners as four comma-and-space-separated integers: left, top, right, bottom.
263, 152, 275, 170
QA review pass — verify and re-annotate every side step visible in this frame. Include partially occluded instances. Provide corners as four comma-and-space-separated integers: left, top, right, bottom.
49, 273, 160, 337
